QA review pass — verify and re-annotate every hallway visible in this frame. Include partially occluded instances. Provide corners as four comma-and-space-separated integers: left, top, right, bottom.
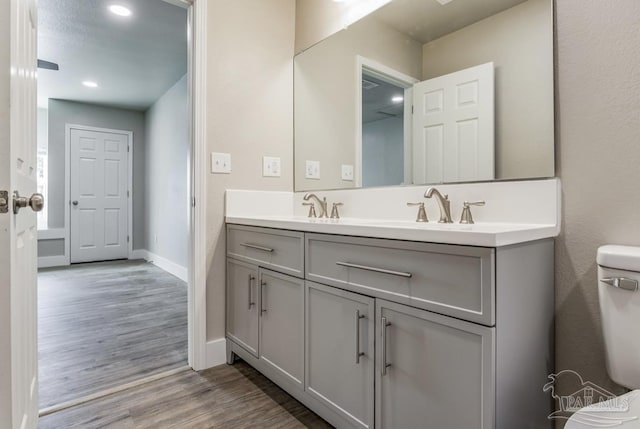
38, 260, 187, 409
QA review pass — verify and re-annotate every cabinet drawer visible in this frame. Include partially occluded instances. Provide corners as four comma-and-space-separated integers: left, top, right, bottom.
227, 224, 304, 278
306, 233, 495, 326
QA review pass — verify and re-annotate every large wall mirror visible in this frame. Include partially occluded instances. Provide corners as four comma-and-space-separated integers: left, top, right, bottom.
294, 0, 554, 192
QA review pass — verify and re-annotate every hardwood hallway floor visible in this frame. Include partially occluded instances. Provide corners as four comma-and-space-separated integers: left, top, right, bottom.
38, 360, 333, 429
38, 260, 188, 409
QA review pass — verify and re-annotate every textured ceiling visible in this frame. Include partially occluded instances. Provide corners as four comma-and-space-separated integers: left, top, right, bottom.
38, 0, 187, 110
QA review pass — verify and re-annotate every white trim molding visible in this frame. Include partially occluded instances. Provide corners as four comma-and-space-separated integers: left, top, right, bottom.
205, 338, 227, 369
38, 256, 68, 269
188, 0, 208, 371
145, 251, 188, 282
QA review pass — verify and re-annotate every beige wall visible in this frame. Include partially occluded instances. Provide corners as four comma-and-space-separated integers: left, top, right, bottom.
295, 17, 422, 191
205, 0, 295, 340
422, 0, 554, 180
555, 0, 640, 403
295, 0, 390, 54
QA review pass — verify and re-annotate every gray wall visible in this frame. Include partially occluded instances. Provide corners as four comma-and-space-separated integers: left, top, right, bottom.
362, 117, 404, 187
144, 74, 188, 268
47, 99, 146, 250
555, 0, 640, 405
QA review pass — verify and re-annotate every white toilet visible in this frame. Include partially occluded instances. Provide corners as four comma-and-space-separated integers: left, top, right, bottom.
565, 245, 640, 428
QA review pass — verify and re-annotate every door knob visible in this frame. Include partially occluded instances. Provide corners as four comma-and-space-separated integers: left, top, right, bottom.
13, 192, 44, 214
29, 193, 44, 212
72, 200, 79, 206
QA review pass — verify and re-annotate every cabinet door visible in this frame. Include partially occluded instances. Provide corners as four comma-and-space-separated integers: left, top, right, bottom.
226, 258, 259, 357
259, 268, 305, 388
306, 282, 375, 429
376, 300, 495, 429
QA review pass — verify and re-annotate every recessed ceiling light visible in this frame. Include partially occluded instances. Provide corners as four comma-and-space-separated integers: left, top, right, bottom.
108, 5, 132, 17
435, 0, 454, 4
392, 95, 404, 103
82, 81, 99, 88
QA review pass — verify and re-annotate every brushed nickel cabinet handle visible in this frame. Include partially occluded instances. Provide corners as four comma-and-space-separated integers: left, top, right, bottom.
241, 243, 274, 253
355, 310, 365, 364
336, 261, 412, 278
247, 274, 255, 309
381, 317, 391, 376
260, 281, 267, 315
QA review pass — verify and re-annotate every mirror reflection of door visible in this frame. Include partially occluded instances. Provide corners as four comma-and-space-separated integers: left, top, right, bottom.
413, 62, 495, 184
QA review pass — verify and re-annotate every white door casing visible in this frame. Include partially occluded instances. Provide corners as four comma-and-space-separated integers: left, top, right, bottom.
413, 62, 495, 184
69, 127, 130, 263
0, 0, 40, 427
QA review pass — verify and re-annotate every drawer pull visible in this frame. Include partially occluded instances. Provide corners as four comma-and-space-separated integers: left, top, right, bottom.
355, 310, 365, 364
241, 243, 274, 253
381, 317, 392, 376
336, 261, 412, 278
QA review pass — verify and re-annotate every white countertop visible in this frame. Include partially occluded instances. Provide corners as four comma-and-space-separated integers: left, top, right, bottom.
225, 215, 559, 247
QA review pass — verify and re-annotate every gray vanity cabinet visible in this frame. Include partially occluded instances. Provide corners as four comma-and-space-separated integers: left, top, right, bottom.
305, 281, 375, 429
259, 269, 305, 389
226, 258, 259, 357
375, 299, 495, 429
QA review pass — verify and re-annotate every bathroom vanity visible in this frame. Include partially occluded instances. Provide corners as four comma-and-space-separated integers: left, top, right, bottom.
225, 182, 557, 429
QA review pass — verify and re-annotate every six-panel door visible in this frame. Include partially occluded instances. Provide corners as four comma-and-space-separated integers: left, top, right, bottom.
376, 299, 495, 429
305, 281, 375, 429
226, 258, 259, 357
259, 268, 305, 389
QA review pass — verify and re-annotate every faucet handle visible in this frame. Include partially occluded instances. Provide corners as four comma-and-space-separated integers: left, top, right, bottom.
407, 202, 428, 223
330, 202, 343, 219
302, 202, 317, 218
459, 201, 485, 225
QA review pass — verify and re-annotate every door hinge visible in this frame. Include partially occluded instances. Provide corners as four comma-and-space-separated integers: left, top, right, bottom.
127, 145, 130, 153
412, 105, 414, 114
0, 190, 8, 214
192, 197, 196, 208
127, 190, 130, 198
127, 235, 130, 243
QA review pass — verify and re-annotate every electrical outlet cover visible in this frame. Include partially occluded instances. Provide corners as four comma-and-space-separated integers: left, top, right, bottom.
305, 160, 320, 179
211, 152, 231, 174
341, 164, 354, 181
263, 156, 281, 177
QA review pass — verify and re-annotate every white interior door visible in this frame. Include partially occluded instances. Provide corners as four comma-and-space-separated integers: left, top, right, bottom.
70, 128, 129, 263
0, 0, 40, 427
412, 62, 494, 184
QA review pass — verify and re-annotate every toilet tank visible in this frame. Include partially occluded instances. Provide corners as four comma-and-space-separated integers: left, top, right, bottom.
597, 245, 640, 390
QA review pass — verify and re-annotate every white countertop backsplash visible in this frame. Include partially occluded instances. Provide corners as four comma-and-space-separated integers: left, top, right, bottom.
225, 178, 560, 246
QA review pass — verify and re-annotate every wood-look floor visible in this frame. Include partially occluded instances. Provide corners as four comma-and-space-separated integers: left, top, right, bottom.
38, 360, 333, 428
38, 260, 188, 409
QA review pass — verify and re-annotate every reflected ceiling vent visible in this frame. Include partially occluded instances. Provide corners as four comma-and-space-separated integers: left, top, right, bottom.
362, 79, 380, 90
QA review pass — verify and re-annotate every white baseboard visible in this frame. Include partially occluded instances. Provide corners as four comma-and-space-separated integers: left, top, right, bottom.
38, 255, 68, 269
130, 249, 148, 260
205, 338, 227, 369
132, 249, 188, 282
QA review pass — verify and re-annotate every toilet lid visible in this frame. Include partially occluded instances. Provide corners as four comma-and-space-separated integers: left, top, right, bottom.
565, 390, 640, 428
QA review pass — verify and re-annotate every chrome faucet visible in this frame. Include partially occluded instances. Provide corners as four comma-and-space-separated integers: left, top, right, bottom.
424, 187, 453, 223
303, 193, 328, 218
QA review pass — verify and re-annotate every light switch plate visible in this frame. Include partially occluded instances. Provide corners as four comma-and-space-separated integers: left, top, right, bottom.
341, 164, 354, 181
263, 156, 281, 177
306, 160, 320, 180
211, 152, 231, 174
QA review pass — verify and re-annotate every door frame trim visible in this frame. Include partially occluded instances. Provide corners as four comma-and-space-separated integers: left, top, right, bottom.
64, 124, 134, 264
